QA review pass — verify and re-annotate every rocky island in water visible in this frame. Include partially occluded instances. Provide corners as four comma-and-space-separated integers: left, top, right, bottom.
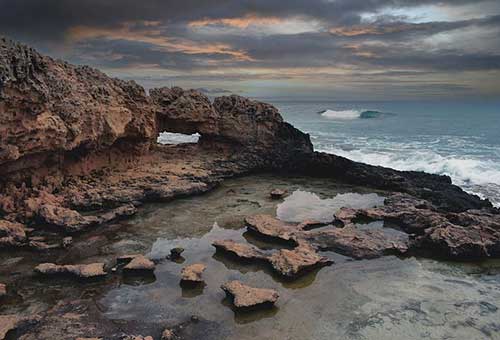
1, 37, 500, 340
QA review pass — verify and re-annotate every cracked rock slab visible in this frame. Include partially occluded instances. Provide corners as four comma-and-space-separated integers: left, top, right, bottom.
34, 263, 107, 279
221, 280, 279, 309
245, 215, 298, 244
213, 240, 268, 261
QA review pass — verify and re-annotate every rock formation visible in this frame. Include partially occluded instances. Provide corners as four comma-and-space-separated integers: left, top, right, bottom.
123, 255, 156, 272
0, 36, 498, 263
221, 280, 279, 309
34, 262, 107, 278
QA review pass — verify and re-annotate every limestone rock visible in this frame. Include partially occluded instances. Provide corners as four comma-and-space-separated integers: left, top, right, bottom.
221, 280, 279, 308
245, 215, 298, 244
123, 255, 155, 272
305, 226, 409, 259
213, 240, 267, 261
34, 263, 107, 278
181, 264, 206, 283
268, 242, 333, 277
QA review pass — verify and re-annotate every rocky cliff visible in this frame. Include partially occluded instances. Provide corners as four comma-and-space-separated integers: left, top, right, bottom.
0, 37, 498, 260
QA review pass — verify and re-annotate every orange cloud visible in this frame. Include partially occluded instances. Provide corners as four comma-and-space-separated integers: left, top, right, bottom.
189, 14, 283, 29
330, 23, 428, 37
67, 21, 254, 62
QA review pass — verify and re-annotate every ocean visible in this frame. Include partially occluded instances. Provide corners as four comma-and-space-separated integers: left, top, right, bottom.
270, 99, 500, 207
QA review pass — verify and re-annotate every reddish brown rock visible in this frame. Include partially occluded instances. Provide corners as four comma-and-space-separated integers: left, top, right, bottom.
268, 242, 333, 277
0, 283, 6, 297
305, 226, 409, 259
213, 240, 268, 261
221, 280, 279, 309
34, 263, 107, 278
0, 314, 40, 339
123, 255, 155, 272
0, 220, 27, 247
245, 215, 298, 244
181, 264, 206, 283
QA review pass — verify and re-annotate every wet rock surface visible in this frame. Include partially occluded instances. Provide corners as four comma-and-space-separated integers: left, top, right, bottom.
0, 314, 40, 339
0, 283, 6, 297
334, 193, 500, 259
34, 262, 107, 278
221, 280, 279, 309
213, 240, 268, 261
268, 242, 333, 277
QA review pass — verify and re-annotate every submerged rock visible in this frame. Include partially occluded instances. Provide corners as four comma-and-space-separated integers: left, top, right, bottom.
181, 264, 206, 283
268, 242, 333, 277
170, 247, 185, 260
123, 255, 155, 272
221, 280, 279, 309
34, 263, 107, 278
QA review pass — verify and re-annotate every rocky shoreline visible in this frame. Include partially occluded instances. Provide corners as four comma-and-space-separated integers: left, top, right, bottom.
1, 37, 500, 339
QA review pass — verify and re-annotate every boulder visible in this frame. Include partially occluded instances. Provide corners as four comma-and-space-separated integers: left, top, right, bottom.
221, 280, 279, 309
34, 263, 107, 278
180, 264, 206, 283
169, 247, 185, 260
270, 189, 287, 199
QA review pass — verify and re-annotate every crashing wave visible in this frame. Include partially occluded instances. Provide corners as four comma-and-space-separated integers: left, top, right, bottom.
319, 109, 389, 120
317, 146, 500, 207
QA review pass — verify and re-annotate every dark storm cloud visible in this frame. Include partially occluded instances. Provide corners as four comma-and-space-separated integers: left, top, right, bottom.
0, 0, 496, 42
1, 0, 499, 98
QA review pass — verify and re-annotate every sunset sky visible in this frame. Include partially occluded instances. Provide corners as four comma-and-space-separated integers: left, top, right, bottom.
1, 0, 499, 99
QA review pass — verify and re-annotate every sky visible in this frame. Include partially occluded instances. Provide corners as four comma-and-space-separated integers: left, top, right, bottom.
1, 0, 500, 100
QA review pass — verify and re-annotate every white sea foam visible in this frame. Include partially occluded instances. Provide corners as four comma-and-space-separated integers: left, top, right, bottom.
157, 132, 200, 144
321, 109, 362, 120
317, 146, 500, 207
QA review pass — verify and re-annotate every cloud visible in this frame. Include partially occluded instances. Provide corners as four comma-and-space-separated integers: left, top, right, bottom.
0, 0, 499, 98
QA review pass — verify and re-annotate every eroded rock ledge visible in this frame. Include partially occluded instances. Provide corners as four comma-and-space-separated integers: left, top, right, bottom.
0, 36, 498, 263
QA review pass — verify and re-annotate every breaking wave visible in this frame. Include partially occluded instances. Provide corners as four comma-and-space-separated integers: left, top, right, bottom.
317, 146, 500, 207
319, 109, 389, 120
